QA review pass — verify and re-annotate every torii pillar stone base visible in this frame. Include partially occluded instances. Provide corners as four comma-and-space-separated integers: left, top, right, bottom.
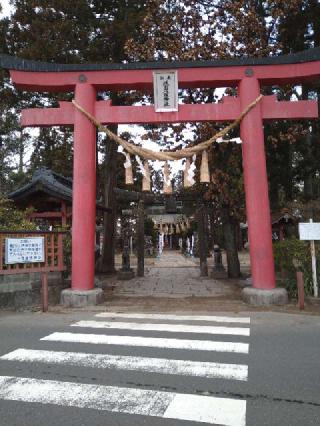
242, 287, 288, 306
61, 288, 104, 308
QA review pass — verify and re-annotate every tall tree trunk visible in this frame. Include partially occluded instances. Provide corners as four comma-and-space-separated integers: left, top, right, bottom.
18, 131, 24, 174
208, 209, 215, 251
137, 200, 145, 277
97, 131, 118, 273
302, 86, 315, 219
197, 204, 208, 277
222, 207, 241, 278
97, 90, 122, 273
0, 137, 4, 194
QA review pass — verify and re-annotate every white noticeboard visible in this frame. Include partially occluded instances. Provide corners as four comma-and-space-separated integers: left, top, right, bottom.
299, 222, 320, 240
5, 237, 45, 264
153, 70, 178, 112
299, 221, 319, 298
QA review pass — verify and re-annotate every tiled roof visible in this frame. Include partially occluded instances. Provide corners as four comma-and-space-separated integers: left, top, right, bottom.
8, 168, 111, 212
8, 168, 72, 202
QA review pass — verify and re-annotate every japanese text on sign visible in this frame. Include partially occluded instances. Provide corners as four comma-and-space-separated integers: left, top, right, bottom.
5, 237, 45, 264
299, 222, 320, 240
153, 71, 178, 112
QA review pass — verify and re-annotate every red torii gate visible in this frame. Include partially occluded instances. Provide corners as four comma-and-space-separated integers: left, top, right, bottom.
1, 48, 319, 305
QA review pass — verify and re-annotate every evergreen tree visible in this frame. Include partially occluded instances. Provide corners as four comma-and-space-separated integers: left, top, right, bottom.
1, 0, 150, 271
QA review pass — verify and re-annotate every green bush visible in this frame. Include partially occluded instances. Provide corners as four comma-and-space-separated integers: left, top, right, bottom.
273, 238, 320, 298
62, 232, 72, 276
0, 197, 37, 231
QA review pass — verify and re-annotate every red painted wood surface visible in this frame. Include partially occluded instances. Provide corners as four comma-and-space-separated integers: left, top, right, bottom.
21, 95, 318, 127
41, 272, 49, 312
30, 212, 64, 218
10, 59, 320, 92
239, 77, 276, 289
71, 83, 96, 291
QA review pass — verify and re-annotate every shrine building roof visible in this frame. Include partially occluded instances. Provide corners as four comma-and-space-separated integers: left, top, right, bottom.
8, 168, 72, 202
8, 168, 111, 212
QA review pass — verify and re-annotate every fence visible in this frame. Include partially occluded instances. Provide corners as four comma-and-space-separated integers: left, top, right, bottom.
0, 231, 66, 275
0, 231, 67, 311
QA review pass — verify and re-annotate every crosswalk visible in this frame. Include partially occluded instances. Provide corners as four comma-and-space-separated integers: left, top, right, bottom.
0, 311, 251, 425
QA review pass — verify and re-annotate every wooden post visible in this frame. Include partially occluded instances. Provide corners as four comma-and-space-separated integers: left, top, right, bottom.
41, 272, 48, 312
61, 201, 67, 227
57, 233, 64, 270
197, 204, 208, 277
137, 200, 145, 277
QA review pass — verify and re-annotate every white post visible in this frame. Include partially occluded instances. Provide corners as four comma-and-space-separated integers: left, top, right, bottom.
191, 235, 195, 257
158, 233, 164, 257
186, 237, 190, 255
158, 233, 161, 258
309, 219, 318, 298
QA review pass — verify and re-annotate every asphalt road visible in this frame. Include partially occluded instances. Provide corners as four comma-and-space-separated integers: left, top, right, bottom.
0, 309, 319, 426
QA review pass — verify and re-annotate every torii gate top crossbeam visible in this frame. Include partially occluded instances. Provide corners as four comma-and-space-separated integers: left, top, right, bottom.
1, 47, 320, 92
1, 49, 319, 127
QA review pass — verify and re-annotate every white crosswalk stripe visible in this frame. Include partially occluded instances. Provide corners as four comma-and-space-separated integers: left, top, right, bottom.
96, 312, 251, 324
0, 312, 250, 425
1, 348, 248, 381
0, 376, 246, 426
71, 320, 250, 336
41, 331, 250, 353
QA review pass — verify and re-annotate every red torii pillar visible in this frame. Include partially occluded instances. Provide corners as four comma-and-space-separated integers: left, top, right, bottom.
71, 83, 97, 298
7, 51, 319, 305
240, 78, 275, 289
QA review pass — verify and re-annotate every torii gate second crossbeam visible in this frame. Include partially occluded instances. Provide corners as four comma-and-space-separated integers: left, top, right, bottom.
1, 48, 319, 305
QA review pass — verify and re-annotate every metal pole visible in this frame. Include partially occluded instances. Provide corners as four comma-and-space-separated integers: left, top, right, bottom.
309, 219, 318, 297
310, 240, 318, 297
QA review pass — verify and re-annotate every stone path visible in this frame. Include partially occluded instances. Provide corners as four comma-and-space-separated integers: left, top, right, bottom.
109, 251, 237, 298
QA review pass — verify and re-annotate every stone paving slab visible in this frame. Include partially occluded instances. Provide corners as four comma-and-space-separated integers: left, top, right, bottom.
107, 251, 237, 299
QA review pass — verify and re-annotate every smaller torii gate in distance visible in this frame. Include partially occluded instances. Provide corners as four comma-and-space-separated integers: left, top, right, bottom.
1, 48, 319, 305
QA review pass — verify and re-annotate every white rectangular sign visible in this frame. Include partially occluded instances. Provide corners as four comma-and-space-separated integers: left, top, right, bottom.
299, 222, 320, 240
153, 70, 178, 112
5, 237, 45, 264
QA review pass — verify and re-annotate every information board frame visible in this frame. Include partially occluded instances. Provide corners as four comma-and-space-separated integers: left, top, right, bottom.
298, 220, 319, 298
298, 222, 320, 241
5, 237, 45, 265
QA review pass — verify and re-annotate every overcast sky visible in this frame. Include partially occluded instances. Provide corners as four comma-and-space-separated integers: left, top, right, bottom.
0, 0, 11, 17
